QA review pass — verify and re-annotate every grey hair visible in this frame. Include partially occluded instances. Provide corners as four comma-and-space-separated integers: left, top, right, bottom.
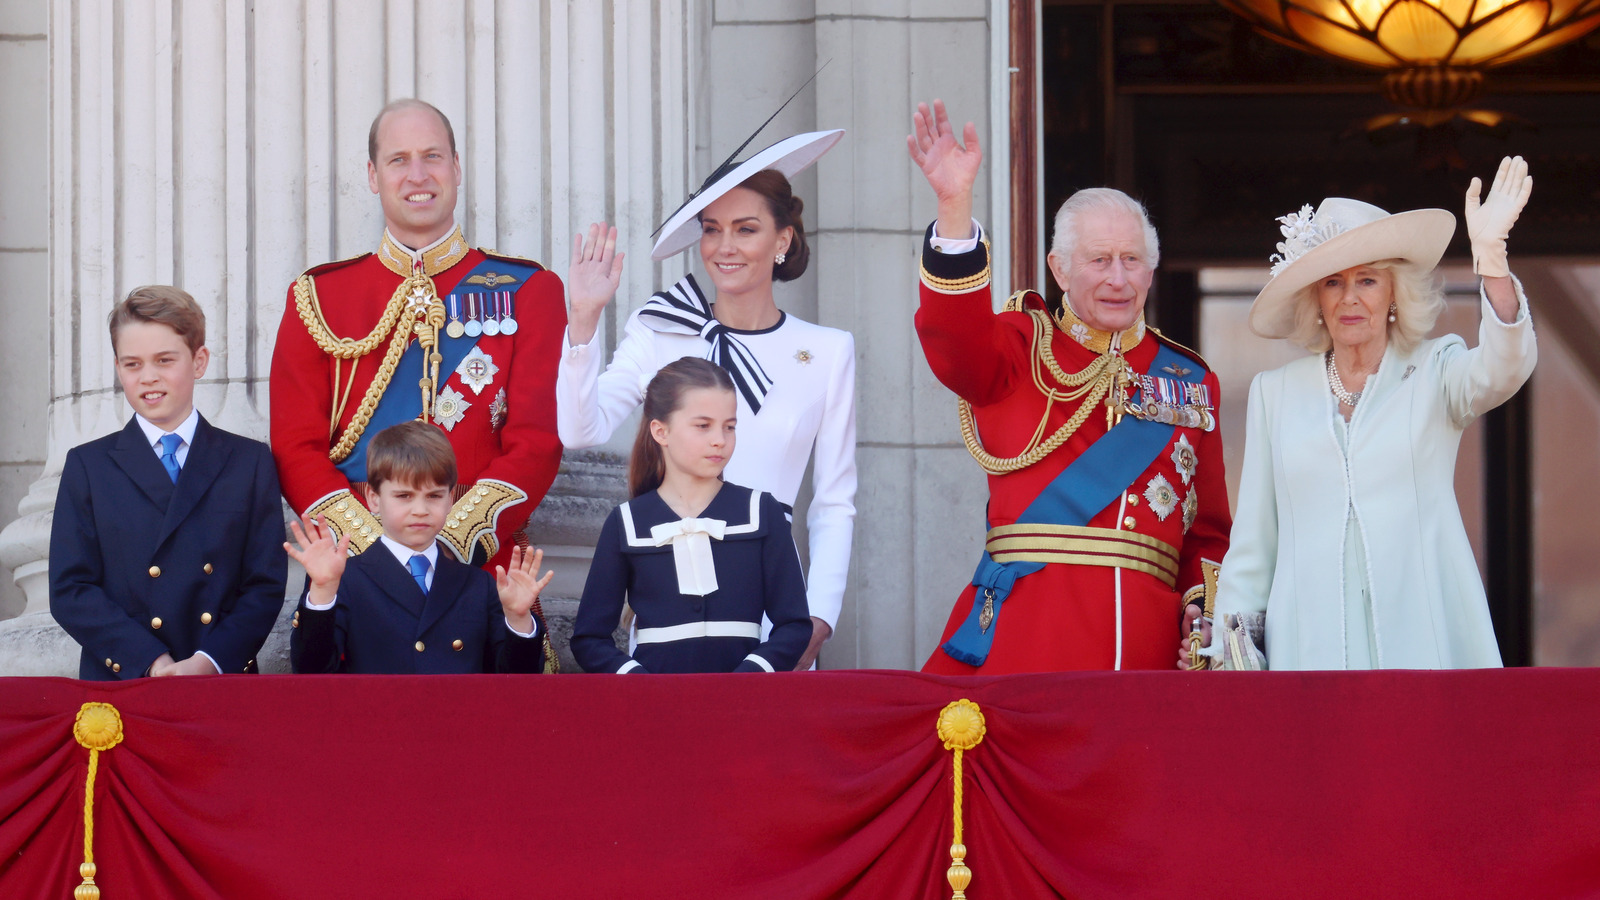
1049, 188, 1161, 269
1285, 259, 1444, 354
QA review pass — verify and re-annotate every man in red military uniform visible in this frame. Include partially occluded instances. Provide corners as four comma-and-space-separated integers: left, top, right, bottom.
908, 100, 1231, 674
270, 98, 564, 575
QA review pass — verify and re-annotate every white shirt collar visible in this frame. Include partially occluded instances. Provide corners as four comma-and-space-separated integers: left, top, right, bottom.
384, 223, 458, 263
379, 534, 439, 570
135, 408, 200, 449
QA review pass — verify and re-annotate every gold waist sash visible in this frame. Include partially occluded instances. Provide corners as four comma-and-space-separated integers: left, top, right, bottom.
985, 523, 1179, 589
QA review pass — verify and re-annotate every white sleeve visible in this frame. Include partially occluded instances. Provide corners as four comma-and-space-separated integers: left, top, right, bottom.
1202, 374, 1276, 657
928, 219, 985, 255
555, 311, 660, 448
801, 331, 858, 630
1437, 274, 1537, 428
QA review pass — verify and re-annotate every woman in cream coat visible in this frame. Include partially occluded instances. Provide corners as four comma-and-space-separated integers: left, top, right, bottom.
1187, 157, 1536, 670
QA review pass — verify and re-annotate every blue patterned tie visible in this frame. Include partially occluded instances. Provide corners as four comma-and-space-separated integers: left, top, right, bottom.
407, 554, 430, 595
157, 433, 183, 484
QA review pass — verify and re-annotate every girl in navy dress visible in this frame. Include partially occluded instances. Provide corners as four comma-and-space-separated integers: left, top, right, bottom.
571, 358, 811, 673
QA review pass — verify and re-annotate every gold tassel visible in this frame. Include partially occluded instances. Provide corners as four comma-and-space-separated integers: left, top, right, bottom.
937, 699, 987, 900
72, 702, 125, 899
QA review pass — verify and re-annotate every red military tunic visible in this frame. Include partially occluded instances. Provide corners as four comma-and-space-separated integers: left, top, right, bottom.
915, 227, 1231, 674
270, 225, 566, 570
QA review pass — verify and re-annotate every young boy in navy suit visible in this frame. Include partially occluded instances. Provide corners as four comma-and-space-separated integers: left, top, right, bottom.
287, 421, 552, 674
50, 286, 288, 679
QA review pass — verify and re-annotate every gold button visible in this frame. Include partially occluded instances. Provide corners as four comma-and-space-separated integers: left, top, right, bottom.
111, 663, 121, 673
477, 486, 489, 497
1123, 516, 1137, 529
452, 639, 464, 651
150, 617, 162, 630
1127, 494, 1139, 506
414, 641, 425, 652
335, 500, 349, 511
291, 618, 300, 629
200, 612, 213, 625
203, 563, 213, 574
104, 658, 113, 668
148, 566, 161, 577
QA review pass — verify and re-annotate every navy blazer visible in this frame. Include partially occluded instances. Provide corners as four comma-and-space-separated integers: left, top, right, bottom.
49, 415, 288, 680
289, 543, 544, 674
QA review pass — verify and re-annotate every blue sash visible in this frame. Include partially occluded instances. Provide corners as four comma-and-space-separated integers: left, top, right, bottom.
941, 342, 1204, 667
335, 257, 540, 482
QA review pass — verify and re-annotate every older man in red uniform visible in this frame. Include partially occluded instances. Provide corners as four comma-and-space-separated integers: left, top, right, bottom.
908, 100, 1231, 674
270, 99, 565, 573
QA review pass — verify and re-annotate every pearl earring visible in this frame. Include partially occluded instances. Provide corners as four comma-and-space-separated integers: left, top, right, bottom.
1388, 303, 1398, 323
775, 252, 786, 265
1316, 314, 1324, 325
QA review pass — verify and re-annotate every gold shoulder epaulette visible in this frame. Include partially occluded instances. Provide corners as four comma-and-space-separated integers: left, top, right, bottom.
298, 251, 371, 280
1000, 290, 1041, 314
479, 248, 545, 271
1149, 326, 1212, 372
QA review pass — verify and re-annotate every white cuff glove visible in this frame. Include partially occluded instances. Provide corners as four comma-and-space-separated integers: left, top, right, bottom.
1464, 155, 1533, 279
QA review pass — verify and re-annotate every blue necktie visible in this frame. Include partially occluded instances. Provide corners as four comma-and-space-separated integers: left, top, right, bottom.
157, 433, 183, 484
407, 554, 430, 595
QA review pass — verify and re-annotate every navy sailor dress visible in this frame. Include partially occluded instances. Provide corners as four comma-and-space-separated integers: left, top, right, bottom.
571, 482, 812, 673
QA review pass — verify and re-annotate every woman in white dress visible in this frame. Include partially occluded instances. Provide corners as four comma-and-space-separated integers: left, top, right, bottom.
1186, 157, 1537, 670
559, 130, 856, 670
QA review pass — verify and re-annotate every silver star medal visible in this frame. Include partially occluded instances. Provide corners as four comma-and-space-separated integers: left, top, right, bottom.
1170, 434, 1198, 485
1143, 473, 1178, 521
455, 346, 499, 396
433, 385, 470, 431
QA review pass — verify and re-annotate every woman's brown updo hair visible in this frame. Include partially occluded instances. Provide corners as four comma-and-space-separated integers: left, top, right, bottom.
736, 169, 810, 282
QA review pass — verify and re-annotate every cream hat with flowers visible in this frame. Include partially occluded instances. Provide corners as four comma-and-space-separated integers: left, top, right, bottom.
1248, 198, 1455, 339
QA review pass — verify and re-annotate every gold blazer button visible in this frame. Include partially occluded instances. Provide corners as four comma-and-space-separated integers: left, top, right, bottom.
111, 663, 121, 673
150, 617, 162, 630
452, 639, 464, 651
1123, 516, 1137, 529
414, 641, 426, 652
148, 566, 161, 578
203, 563, 213, 574
200, 612, 213, 625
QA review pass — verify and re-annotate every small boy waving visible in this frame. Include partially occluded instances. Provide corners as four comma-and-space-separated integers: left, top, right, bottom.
49, 286, 288, 679
287, 421, 553, 674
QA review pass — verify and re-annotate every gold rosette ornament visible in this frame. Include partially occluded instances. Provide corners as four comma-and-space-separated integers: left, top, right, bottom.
72, 702, 126, 900
936, 699, 986, 900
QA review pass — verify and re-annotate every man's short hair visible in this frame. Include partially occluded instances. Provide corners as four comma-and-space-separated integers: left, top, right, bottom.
366, 421, 458, 490
108, 285, 206, 354
367, 98, 457, 164
1049, 188, 1161, 269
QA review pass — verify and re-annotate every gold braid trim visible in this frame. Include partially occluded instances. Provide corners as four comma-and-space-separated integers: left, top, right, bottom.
438, 479, 527, 563
305, 489, 381, 555
958, 309, 1133, 475
295, 270, 448, 463
920, 237, 992, 294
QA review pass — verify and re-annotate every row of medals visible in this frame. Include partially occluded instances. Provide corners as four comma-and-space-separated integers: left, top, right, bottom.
443, 291, 520, 339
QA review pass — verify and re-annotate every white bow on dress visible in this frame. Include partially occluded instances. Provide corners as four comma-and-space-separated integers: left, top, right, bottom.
649, 517, 727, 596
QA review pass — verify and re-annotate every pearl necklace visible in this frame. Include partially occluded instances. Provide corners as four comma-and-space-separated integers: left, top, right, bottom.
1325, 351, 1367, 407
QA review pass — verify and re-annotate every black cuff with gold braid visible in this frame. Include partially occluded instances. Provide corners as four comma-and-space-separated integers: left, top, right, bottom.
305, 490, 381, 555
438, 479, 528, 564
919, 222, 991, 294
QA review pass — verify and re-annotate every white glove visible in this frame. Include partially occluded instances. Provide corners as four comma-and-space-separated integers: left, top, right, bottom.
1464, 155, 1533, 279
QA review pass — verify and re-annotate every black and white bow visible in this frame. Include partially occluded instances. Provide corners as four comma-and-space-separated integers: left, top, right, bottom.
637, 275, 775, 413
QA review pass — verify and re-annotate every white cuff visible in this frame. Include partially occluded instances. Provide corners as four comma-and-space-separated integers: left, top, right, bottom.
929, 219, 983, 254
617, 659, 643, 674
505, 616, 539, 638
304, 593, 337, 611
743, 653, 776, 673
194, 651, 221, 674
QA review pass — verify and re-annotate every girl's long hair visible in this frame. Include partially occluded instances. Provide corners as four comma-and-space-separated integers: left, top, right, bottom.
628, 357, 736, 498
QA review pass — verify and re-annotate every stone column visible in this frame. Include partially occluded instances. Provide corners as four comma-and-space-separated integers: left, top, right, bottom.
0, 0, 695, 675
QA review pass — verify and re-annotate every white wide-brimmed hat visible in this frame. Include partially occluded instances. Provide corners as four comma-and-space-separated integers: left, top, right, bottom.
1248, 198, 1456, 339
650, 129, 845, 261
